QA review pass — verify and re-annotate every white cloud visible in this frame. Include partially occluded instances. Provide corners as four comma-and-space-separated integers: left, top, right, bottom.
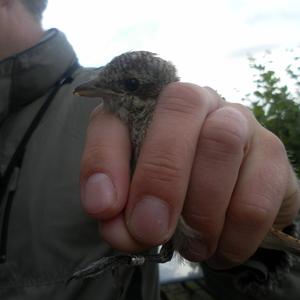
43, 0, 300, 102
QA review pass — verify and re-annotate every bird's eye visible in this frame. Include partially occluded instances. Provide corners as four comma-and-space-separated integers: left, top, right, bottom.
123, 78, 140, 92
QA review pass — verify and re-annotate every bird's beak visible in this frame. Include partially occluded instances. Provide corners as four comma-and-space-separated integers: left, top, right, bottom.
73, 79, 121, 99
73, 79, 104, 98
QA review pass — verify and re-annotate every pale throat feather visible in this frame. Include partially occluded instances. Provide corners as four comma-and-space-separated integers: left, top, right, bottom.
102, 94, 157, 164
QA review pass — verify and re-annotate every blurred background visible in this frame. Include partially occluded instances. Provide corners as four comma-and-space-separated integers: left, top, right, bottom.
42, 0, 300, 285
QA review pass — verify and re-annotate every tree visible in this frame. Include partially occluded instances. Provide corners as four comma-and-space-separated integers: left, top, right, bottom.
244, 50, 300, 177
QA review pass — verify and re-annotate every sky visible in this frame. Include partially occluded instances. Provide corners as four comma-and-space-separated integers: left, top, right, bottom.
43, 0, 300, 103
43, 0, 300, 282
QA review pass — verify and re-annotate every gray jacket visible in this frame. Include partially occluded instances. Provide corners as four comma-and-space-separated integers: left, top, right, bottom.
0, 29, 158, 300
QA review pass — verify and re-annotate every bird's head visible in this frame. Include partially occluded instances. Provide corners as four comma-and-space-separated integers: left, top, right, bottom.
74, 51, 179, 101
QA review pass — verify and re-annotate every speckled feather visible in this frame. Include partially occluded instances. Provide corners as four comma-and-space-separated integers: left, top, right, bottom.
87, 51, 179, 163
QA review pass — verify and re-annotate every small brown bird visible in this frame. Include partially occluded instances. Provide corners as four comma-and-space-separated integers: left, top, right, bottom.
70, 51, 300, 280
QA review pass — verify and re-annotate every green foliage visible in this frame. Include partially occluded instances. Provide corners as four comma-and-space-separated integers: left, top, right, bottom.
244, 50, 300, 177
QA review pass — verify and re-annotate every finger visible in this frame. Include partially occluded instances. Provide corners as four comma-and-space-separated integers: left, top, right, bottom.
180, 105, 253, 261
100, 214, 147, 253
274, 165, 300, 228
80, 106, 131, 220
123, 83, 221, 246
208, 126, 290, 269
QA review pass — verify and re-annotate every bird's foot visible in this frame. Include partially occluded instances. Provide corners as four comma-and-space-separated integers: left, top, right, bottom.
67, 241, 174, 283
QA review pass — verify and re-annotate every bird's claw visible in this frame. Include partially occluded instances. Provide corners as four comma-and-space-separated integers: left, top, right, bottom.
67, 242, 174, 284
67, 254, 141, 284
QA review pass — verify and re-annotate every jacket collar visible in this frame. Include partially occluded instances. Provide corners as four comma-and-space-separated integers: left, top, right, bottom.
0, 29, 77, 122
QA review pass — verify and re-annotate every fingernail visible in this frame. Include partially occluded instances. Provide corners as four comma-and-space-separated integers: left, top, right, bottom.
83, 173, 116, 214
129, 196, 170, 244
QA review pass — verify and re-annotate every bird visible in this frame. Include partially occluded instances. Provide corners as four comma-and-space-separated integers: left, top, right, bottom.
69, 51, 300, 281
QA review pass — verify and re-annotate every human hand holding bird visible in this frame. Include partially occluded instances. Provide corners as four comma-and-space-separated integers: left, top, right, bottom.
71, 51, 300, 280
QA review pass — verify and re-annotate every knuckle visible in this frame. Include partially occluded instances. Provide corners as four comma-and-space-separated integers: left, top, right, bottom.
139, 149, 183, 185
229, 198, 274, 228
230, 102, 253, 118
261, 130, 287, 158
228, 103, 258, 126
158, 83, 206, 119
200, 111, 247, 159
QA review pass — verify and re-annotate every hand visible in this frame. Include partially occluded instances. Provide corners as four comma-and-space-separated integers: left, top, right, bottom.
80, 82, 300, 269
